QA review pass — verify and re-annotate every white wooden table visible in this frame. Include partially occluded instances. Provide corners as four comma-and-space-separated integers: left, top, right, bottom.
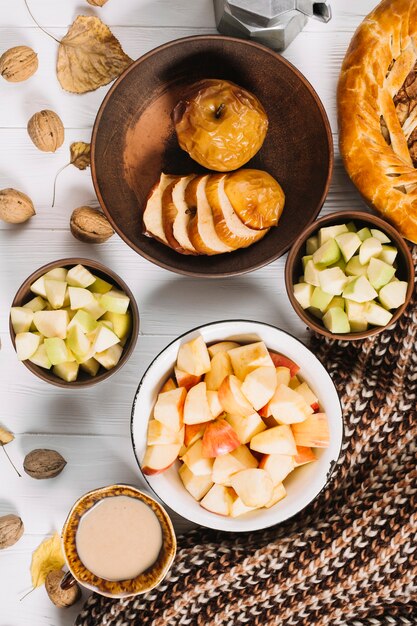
0, 1, 375, 624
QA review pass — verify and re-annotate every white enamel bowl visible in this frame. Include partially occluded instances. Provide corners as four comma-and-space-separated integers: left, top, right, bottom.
131, 320, 343, 532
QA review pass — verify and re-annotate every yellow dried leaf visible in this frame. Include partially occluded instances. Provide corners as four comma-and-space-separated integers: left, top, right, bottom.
70, 142, 91, 170
57, 16, 132, 94
31, 533, 65, 588
0, 426, 14, 445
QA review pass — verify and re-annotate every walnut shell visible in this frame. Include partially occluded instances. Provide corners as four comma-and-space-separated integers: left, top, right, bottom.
0, 46, 38, 82
27, 110, 64, 152
23, 449, 67, 479
0, 188, 35, 224
70, 206, 114, 243
0, 514, 24, 549
45, 569, 81, 608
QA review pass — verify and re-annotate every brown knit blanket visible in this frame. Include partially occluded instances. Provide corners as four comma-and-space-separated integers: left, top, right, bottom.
76, 248, 417, 626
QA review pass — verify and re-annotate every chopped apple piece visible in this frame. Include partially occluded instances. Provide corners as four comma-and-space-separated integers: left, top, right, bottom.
264, 483, 287, 508
201, 418, 240, 458
250, 424, 297, 455
241, 366, 277, 410
259, 453, 295, 484
295, 382, 319, 411
200, 484, 233, 515
228, 341, 274, 380
160, 377, 177, 393
101, 311, 132, 340
293, 446, 317, 467
229, 492, 257, 517
99, 289, 130, 315
53, 361, 79, 382
23, 296, 47, 312
80, 357, 100, 377
44, 279, 67, 309
90, 324, 120, 353
268, 352, 300, 377
11, 307, 33, 333
154, 387, 186, 432
178, 464, 213, 501
183, 381, 213, 425
33, 310, 69, 339
212, 444, 258, 485
30, 276, 47, 298
275, 366, 291, 387
66, 325, 91, 357
177, 335, 211, 376
291, 413, 330, 448
184, 421, 210, 447
29, 343, 52, 369
94, 344, 123, 370
15, 332, 41, 361
218, 375, 254, 416
68, 287, 95, 310
44, 337, 69, 365
141, 443, 182, 475
147, 420, 184, 445
181, 439, 213, 475
230, 468, 273, 507
82, 296, 107, 320
66, 264, 95, 288
205, 351, 233, 391
268, 384, 313, 424
67, 310, 98, 335
225, 412, 266, 444
174, 367, 201, 391
206, 390, 223, 418
288, 376, 301, 389
208, 341, 240, 357
88, 275, 113, 294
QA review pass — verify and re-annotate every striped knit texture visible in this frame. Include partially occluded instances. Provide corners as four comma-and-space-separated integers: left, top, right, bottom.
76, 247, 417, 626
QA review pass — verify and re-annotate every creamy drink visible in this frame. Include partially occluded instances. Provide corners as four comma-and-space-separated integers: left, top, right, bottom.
75, 495, 163, 581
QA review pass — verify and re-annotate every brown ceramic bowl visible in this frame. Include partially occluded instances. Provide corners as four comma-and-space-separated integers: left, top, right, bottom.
10, 258, 139, 388
62, 484, 176, 598
92, 35, 333, 277
285, 211, 414, 340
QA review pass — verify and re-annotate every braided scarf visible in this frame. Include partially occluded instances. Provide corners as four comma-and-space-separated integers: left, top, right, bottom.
76, 247, 417, 626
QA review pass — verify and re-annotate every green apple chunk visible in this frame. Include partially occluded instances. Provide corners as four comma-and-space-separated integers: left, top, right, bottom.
30, 276, 47, 298
367, 258, 395, 290
44, 337, 69, 365
67, 310, 98, 334
45, 267, 68, 281
94, 344, 123, 370
293, 283, 314, 309
29, 344, 52, 369
308, 306, 323, 319
313, 239, 341, 268
357, 227, 372, 241
67, 325, 91, 357
23, 296, 47, 312
44, 279, 67, 309
15, 332, 41, 361
346, 221, 357, 232
11, 307, 33, 333
302, 255, 312, 270
68, 287, 95, 310
53, 361, 79, 382
318, 224, 348, 246
345, 301, 368, 332
304, 260, 321, 287
335, 232, 362, 262
80, 357, 100, 377
82, 295, 107, 320
33, 310, 69, 338
325, 296, 345, 312
322, 307, 350, 334
318, 267, 348, 296
90, 324, 120, 353
378, 245, 397, 265
311, 287, 334, 312
364, 302, 393, 326
99, 289, 130, 314
306, 236, 319, 254
345, 255, 368, 277
359, 237, 382, 265
328, 257, 346, 271
101, 311, 132, 339
343, 276, 378, 302
87, 276, 113, 294
370, 228, 390, 244
66, 264, 95, 288
379, 281, 407, 309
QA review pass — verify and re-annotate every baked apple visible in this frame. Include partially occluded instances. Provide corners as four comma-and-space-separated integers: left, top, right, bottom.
172, 79, 268, 172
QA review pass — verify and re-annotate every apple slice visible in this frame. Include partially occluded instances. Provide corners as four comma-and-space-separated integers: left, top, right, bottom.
228, 341, 274, 380
177, 335, 211, 376
268, 352, 300, 377
66, 264, 95, 288
15, 332, 41, 361
143, 173, 177, 245
11, 307, 33, 333
30, 276, 47, 298
66, 325, 91, 357
101, 311, 131, 340
23, 296, 47, 312
68, 287, 95, 310
44, 337, 69, 365
289, 376, 301, 389
53, 361, 79, 382
100, 289, 130, 315
205, 351, 233, 391
212, 444, 257, 485
206, 390, 223, 418
201, 418, 240, 458
160, 377, 177, 393
80, 357, 100, 377
147, 420, 184, 446
68, 310, 98, 334
174, 367, 201, 391
181, 439, 213, 475
44, 279, 67, 309
241, 366, 277, 410
208, 341, 240, 357
276, 366, 291, 387
183, 381, 214, 425
264, 483, 287, 508
141, 443, 182, 475
170, 175, 199, 254
94, 344, 123, 370
161, 177, 195, 254
250, 424, 297, 455
295, 382, 320, 411
268, 384, 313, 424
88, 275, 113, 294
291, 413, 330, 448
90, 325, 120, 354
225, 412, 266, 444
259, 453, 295, 484
229, 492, 257, 517
230, 468, 273, 507
29, 343, 52, 369
178, 463, 213, 501
33, 310, 69, 339
218, 375, 255, 417
184, 421, 210, 447
293, 446, 317, 467
200, 484, 233, 516
154, 387, 186, 432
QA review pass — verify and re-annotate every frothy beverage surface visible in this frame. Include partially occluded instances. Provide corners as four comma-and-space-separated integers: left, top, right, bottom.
76, 496, 163, 581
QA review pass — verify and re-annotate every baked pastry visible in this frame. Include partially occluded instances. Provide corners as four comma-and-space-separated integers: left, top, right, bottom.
172, 79, 268, 172
338, 0, 417, 243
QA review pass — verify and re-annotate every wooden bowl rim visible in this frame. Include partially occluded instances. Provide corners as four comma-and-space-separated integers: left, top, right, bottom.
284, 210, 415, 341
91, 34, 334, 278
9, 257, 140, 388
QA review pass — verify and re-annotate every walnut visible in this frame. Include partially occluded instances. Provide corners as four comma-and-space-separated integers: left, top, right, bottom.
0, 188, 35, 223
70, 206, 114, 243
0, 46, 38, 82
27, 110, 65, 152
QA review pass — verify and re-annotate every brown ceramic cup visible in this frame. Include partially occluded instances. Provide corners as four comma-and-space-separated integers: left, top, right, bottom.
61, 484, 177, 598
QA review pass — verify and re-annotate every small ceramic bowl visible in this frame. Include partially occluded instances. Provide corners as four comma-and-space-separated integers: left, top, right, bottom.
61, 484, 176, 598
285, 211, 414, 341
10, 258, 139, 388
131, 320, 343, 533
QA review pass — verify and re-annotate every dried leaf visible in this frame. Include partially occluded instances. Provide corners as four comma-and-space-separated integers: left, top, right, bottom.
0, 426, 14, 445
70, 142, 91, 170
57, 16, 132, 94
31, 533, 65, 588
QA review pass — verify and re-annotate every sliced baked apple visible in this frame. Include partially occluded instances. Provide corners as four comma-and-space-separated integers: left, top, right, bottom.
143, 173, 177, 245
161, 175, 198, 254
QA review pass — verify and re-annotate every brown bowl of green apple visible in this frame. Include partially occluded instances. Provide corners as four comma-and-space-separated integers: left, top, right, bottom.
9, 259, 139, 387
285, 211, 414, 341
